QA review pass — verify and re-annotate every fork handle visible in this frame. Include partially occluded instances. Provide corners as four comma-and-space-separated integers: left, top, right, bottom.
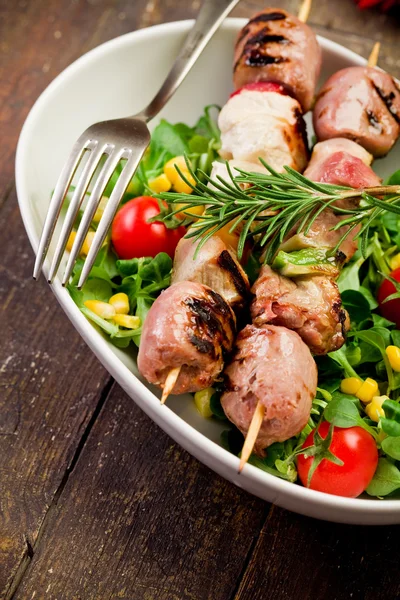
136, 0, 241, 122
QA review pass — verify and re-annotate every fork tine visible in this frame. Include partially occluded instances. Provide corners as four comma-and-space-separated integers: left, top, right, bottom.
62, 149, 124, 286
33, 139, 91, 280
47, 141, 108, 282
77, 149, 146, 289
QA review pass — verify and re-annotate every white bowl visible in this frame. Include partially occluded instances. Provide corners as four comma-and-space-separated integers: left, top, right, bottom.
16, 19, 400, 524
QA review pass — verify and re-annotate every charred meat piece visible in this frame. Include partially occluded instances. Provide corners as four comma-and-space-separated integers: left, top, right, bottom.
172, 236, 250, 311
314, 66, 400, 157
251, 265, 349, 355
233, 8, 322, 112
218, 88, 309, 172
137, 281, 236, 395
221, 324, 317, 454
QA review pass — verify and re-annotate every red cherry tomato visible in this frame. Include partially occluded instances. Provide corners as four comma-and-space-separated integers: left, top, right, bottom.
297, 422, 378, 498
377, 267, 400, 328
230, 81, 289, 98
111, 196, 186, 260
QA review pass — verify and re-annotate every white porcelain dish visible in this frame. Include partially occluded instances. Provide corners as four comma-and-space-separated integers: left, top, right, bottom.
16, 19, 400, 524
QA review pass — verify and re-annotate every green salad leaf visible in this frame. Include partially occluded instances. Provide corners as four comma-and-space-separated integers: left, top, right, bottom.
366, 458, 400, 497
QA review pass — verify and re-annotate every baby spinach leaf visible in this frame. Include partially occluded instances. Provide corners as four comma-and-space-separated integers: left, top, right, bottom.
372, 314, 395, 328
328, 346, 359, 379
391, 330, 400, 347
341, 290, 371, 323
381, 436, 400, 460
381, 418, 400, 437
366, 458, 400, 497
324, 394, 376, 438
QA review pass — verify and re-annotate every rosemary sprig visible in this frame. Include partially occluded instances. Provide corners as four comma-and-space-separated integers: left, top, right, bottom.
157, 160, 400, 263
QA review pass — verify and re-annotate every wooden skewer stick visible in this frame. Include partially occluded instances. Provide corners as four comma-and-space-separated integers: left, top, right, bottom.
239, 401, 265, 473
298, 0, 312, 22
368, 41, 381, 68
160, 366, 181, 405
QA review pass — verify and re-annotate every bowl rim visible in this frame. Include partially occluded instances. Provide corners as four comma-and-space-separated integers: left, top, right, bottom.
15, 17, 400, 520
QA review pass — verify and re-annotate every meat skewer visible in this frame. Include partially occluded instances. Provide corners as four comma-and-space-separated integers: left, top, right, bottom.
138, 281, 236, 399
139, 236, 249, 403
314, 42, 400, 157
221, 325, 318, 472
233, 6, 321, 113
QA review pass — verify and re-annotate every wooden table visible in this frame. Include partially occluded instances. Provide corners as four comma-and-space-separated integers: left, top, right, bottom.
1, 1, 400, 598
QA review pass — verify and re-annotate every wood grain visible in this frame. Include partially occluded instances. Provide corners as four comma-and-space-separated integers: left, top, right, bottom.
0, 190, 113, 597
2, 0, 400, 598
12, 385, 268, 600
233, 506, 400, 600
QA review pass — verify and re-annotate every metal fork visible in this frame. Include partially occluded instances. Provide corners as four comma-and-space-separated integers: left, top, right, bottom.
33, 0, 240, 289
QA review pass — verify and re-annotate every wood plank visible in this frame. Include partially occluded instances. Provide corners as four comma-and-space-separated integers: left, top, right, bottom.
233, 505, 400, 600
12, 384, 268, 600
0, 0, 192, 200
0, 191, 112, 597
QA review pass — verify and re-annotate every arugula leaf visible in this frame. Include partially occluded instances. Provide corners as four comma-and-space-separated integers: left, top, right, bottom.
366, 458, 400, 497
381, 418, 400, 437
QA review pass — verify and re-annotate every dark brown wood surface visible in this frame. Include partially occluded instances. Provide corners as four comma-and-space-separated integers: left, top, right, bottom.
1, 1, 400, 599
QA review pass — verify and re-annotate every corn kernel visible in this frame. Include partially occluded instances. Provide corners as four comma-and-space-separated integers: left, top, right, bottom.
386, 345, 400, 372
390, 253, 400, 271
340, 377, 363, 396
194, 387, 214, 418
365, 395, 387, 422
66, 231, 76, 252
176, 203, 204, 220
214, 221, 241, 251
81, 231, 96, 256
93, 196, 108, 224
355, 377, 379, 404
109, 292, 129, 315
113, 314, 140, 329
163, 156, 196, 194
84, 300, 116, 319
148, 173, 172, 194
163, 156, 188, 181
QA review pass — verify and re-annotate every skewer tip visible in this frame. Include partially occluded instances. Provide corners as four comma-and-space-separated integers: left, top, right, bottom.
238, 401, 265, 474
160, 366, 181, 405
368, 41, 380, 68
298, 0, 312, 22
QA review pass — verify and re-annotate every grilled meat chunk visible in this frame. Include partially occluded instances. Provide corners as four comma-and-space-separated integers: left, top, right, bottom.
172, 236, 250, 311
279, 209, 359, 263
282, 140, 381, 262
251, 265, 349, 355
233, 8, 322, 112
218, 88, 309, 173
304, 149, 381, 194
221, 324, 317, 454
137, 281, 236, 395
314, 66, 400, 157
304, 138, 374, 167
